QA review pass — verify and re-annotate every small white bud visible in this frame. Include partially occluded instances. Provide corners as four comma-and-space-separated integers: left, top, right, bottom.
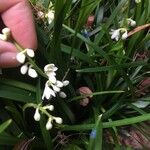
130, 20, 136, 27
2, 28, 11, 37
62, 80, 69, 86
20, 64, 28, 75
16, 52, 26, 64
121, 31, 128, 40
26, 49, 35, 58
46, 118, 53, 130
59, 92, 67, 98
0, 34, 7, 41
28, 67, 38, 78
56, 81, 63, 88
34, 108, 40, 121
54, 117, 63, 124
47, 105, 54, 111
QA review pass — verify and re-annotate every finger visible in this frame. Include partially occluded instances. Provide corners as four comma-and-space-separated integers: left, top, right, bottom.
1, 0, 37, 49
0, 40, 19, 68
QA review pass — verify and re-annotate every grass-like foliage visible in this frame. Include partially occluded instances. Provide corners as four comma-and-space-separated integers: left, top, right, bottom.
0, 0, 150, 149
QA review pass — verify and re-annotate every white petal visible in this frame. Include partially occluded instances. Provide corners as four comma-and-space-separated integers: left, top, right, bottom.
0, 34, 7, 41
48, 74, 57, 84
59, 92, 67, 98
16, 52, 26, 64
2, 28, 11, 36
34, 108, 40, 121
111, 30, 120, 40
20, 64, 28, 75
28, 68, 38, 78
26, 49, 35, 58
63, 80, 69, 86
51, 84, 60, 92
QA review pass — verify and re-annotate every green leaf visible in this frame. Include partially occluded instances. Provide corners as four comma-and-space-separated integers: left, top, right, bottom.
0, 119, 12, 134
61, 113, 150, 131
88, 115, 103, 150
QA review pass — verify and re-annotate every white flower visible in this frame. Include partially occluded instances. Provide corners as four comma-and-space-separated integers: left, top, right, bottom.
46, 10, 54, 24
28, 67, 38, 78
46, 118, 53, 130
26, 49, 35, 58
42, 82, 56, 100
59, 92, 67, 98
2, 28, 11, 37
62, 80, 69, 86
16, 52, 26, 64
20, 64, 28, 75
54, 117, 63, 124
44, 64, 58, 73
34, 108, 40, 121
109, 29, 120, 41
121, 31, 128, 40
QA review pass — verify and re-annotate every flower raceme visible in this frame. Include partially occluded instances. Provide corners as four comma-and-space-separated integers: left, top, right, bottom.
42, 64, 69, 100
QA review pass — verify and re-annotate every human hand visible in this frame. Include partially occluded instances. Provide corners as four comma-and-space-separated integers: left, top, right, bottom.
0, 0, 37, 68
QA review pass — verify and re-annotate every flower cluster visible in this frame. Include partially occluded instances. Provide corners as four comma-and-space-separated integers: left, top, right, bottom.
16, 49, 38, 78
33, 104, 63, 130
110, 18, 136, 41
0, 28, 10, 41
109, 28, 128, 41
42, 64, 69, 100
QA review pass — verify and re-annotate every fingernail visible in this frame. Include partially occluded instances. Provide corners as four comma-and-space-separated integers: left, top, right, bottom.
0, 52, 19, 68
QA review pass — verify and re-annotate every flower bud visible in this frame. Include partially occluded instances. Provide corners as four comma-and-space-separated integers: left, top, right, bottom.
0, 34, 7, 41
121, 31, 128, 40
34, 108, 40, 121
16, 52, 26, 64
54, 117, 63, 124
46, 118, 53, 130
59, 92, 67, 98
28, 67, 38, 78
45, 105, 54, 111
2, 28, 11, 37
62, 80, 69, 86
20, 64, 28, 75
26, 49, 35, 58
